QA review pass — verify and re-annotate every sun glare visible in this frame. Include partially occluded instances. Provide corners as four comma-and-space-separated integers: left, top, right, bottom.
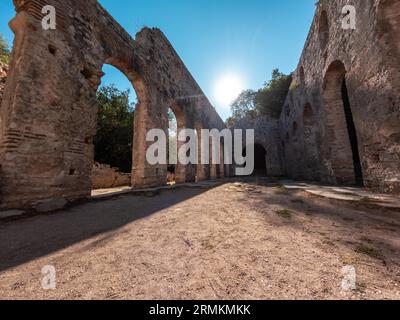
214, 74, 244, 107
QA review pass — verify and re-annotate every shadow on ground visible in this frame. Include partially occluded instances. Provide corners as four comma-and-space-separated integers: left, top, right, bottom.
0, 185, 219, 272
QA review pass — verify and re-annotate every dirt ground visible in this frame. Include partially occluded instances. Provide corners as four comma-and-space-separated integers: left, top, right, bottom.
0, 180, 399, 300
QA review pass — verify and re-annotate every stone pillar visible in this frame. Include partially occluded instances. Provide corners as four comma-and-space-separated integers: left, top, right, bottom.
132, 91, 168, 188
0, 6, 99, 209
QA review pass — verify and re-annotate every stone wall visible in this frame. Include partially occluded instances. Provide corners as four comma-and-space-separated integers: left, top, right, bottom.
91, 163, 131, 189
279, 0, 400, 193
232, 116, 284, 177
0, 0, 227, 209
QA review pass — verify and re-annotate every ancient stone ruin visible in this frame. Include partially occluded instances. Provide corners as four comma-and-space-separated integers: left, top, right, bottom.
0, 0, 227, 210
232, 0, 399, 194
279, 0, 400, 193
0, 0, 399, 211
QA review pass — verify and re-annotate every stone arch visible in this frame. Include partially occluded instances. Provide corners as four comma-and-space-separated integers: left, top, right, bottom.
90, 63, 137, 189
242, 143, 267, 176
302, 103, 320, 180
100, 57, 151, 188
169, 103, 187, 184
318, 10, 329, 51
0, 1, 228, 209
322, 60, 364, 186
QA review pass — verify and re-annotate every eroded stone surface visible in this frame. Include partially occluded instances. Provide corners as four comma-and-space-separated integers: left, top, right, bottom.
232, 116, 284, 177
279, 0, 400, 194
0, 0, 399, 210
0, 0, 227, 209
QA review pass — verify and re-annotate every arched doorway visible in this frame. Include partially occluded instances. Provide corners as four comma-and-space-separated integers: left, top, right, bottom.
92, 63, 136, 190
322, 61, 364, 186
168, 104, 186, 184
242, 144, 267, 177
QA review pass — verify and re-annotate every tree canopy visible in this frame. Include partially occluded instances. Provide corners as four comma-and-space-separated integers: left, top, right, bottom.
0, 33, 10, 64
94, 84, 135, 173
226, 69, 292, 127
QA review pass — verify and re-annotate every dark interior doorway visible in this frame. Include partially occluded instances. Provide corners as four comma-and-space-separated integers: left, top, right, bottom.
341, 78, 364, 186
243, 144, 267, 176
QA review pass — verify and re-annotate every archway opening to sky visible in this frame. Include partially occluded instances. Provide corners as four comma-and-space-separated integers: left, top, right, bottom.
92, 64, 137, 188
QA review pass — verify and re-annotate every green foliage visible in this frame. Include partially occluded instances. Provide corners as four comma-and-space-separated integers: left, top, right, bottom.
168, 108, 177, 164
0, 33, 10, 64
227, 69, 292, 127
255, 69, 293, 119
168, 108, 177, 137
230, 89, 258, 120
225, 116, 237, 128
94, 84, 135, 173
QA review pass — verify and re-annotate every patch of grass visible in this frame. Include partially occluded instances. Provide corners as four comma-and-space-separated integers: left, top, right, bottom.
360, 236, 372, 243
276, 209, 293, 220
340, 256, 361, 266
354, 282, 367, 294
353, 197, 383, 210
359, 197, 378, 203
355, 244, 385, 262
201, 239, 215, 250
322, 239, 336, 247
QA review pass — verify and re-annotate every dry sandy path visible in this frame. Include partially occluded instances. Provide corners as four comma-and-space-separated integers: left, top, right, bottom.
0, 181, 399, 299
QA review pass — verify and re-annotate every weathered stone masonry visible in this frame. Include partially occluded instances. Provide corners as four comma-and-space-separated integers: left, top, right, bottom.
0, 0, 227, 209
279, 0, 400, 193
1, 0, 399, 211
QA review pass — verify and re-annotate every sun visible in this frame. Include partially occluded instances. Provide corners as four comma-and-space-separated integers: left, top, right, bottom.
214, 74, 244, 107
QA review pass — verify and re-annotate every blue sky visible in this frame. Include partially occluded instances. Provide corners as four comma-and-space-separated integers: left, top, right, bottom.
0, 0, 316, 120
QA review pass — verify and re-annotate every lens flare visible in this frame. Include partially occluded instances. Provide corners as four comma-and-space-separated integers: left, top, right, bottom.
214, 74, 244, 107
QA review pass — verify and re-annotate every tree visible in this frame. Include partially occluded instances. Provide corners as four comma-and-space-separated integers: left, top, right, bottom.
94, 84, 135, 173
255, 69, 292, 119
227, 69, 292, 126
228, 90, 258, 126
0, 33, 10, 64
168, 108, 177, 164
